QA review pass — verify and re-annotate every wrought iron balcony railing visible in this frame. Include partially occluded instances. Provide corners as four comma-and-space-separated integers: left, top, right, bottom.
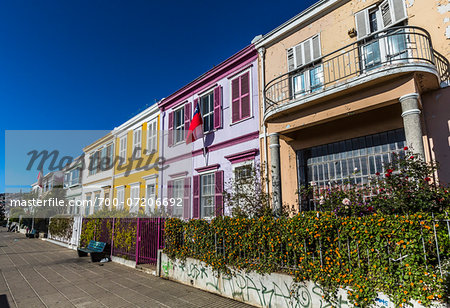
264, 26, 450, 117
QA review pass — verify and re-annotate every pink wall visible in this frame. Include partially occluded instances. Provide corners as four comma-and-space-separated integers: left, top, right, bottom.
422, 86, 450, 185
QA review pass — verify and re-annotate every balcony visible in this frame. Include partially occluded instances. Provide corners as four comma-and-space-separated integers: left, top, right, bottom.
264, 26, 449, 120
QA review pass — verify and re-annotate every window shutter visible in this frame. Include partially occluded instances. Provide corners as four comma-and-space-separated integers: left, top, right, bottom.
355, 9, 369, 39
231, 78, 240, 123
193, 175, 200, 219
294, 44, 303, 68
213, 86, 222, 130
167, 180, 173, 216
312, 35, 321, 60
184, 102, 191, 138
168, 111, 174, 147
183, 177, 190, 220
240, 72, 250, 119
380, 0, 392, 28
390, 0, 407, 25
214, 170, 224, 217
303, 40, 311, 64
287, 47, 295, 71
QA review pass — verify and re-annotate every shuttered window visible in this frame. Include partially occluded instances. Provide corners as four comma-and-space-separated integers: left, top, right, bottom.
147, 119, 157, 154
231, 71, 251, 123
355, 0, 407, 39
133, 128, 142, 159
119, 136, 127, 165
200, 91, 214, 132
287, 34, 321, 72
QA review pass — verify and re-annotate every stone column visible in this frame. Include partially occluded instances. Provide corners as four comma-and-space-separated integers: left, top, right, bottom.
399, 93, 425, 158
269, 133, 282, 213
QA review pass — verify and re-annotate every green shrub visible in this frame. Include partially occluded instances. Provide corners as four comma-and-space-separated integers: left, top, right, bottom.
165, 213, 448, 307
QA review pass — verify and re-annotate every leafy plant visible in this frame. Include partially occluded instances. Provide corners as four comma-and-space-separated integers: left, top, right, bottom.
48, 215, 73, 240
165, 213, 449, 307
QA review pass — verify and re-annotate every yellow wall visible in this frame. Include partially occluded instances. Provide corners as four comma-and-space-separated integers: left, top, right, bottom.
112, 115, 160, 211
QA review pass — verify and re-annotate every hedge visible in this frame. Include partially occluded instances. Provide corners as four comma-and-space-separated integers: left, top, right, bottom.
164, 212, 449, 307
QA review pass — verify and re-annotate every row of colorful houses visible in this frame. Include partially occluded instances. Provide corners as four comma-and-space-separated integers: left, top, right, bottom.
33, 0, 449, 218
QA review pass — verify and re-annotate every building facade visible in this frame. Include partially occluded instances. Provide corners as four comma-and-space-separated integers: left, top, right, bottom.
63, 156, 83, 215
112, 103, 160, 215
254, 0, 449, 209
81, 133, 115, 216
159, 45, 260, 219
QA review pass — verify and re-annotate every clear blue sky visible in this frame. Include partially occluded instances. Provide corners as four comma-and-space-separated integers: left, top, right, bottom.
0, 0, 316, 193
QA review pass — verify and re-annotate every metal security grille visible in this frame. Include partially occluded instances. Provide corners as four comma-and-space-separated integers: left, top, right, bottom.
297, 129, 406, 190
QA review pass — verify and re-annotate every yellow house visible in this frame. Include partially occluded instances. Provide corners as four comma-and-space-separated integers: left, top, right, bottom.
112, 103, 160, 215
254, 0, 449, 209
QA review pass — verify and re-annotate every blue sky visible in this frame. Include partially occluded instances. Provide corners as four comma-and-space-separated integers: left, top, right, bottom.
0, 0, 316, 192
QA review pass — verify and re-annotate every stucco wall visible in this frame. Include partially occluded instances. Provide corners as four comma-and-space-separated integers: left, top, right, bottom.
422, 86, 450, 185
160, 253, 432, 308
159, 54, 260, 218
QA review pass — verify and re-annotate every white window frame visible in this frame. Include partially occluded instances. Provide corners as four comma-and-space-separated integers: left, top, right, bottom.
172, 178, 185, 218
145, 179, 157, 214
84, 194, 92, 216
229, 68, 253, 125
119, 136, 127, 165
116, 186, 125, 210
173, 106, 185, 144
93, 191, 101, 213
199, 172, 215, 220
129, 183, 140, 213
89, 152, 97, 176
199, 91, 214, 133
133, 128, 142, 159
147, 118, 158, 154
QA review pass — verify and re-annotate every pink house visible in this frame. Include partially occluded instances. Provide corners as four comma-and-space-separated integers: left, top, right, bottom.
158, 45, 259, 219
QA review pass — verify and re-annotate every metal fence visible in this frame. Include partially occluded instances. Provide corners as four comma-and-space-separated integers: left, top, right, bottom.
167, 214, 450, 279
80, 217, 165, 265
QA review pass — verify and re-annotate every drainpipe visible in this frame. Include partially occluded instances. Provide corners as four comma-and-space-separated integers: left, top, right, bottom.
258, 47, 269, 196
160, 110, 165, 201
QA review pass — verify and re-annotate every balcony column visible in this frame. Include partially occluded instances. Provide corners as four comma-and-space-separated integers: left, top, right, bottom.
399, 93, 425, 158
269, 133, 282, 213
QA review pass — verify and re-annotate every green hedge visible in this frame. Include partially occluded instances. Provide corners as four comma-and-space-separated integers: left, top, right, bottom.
164, 213, 449, 307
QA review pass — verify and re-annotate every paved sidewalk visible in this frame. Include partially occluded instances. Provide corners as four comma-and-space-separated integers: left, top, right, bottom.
0, 229, 252, 308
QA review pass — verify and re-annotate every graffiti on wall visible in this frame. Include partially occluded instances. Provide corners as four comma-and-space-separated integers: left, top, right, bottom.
161, 257, 391, 308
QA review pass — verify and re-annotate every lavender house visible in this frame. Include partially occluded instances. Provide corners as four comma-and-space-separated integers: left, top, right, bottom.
159, 45, 259, 220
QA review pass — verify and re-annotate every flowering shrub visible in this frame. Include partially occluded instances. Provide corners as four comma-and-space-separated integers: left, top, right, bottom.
165, 213, 449, 307
306, 148, 450, 215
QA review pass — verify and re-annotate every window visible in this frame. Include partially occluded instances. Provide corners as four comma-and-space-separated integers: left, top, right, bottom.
129, 184, 140, 213
200, 92, 214, 132
174, 107, 185, 144
234, 164, 252, 181
145, 183, 156, 213
231, 71, 251, 123
172, 179, 184, 218
119, 136, 127, 165
355, 0, 408, 70
200, 173, 215, 219
288, 35, 323, 97
71, 169, 79, 186
116, 187, 124, 210
133, 128, 142, 159
297, 129, 406, 210
89, 152, 97, 175
147, 119, 157, 154
93, 192, 100, 213
85, 195, 91, 216
105, 143, 113, 169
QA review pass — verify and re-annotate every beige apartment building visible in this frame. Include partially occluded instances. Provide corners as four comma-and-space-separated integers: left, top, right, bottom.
254, 0, 449, 209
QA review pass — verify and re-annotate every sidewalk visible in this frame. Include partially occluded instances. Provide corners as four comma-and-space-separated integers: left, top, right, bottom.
0, 229, 253, 308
